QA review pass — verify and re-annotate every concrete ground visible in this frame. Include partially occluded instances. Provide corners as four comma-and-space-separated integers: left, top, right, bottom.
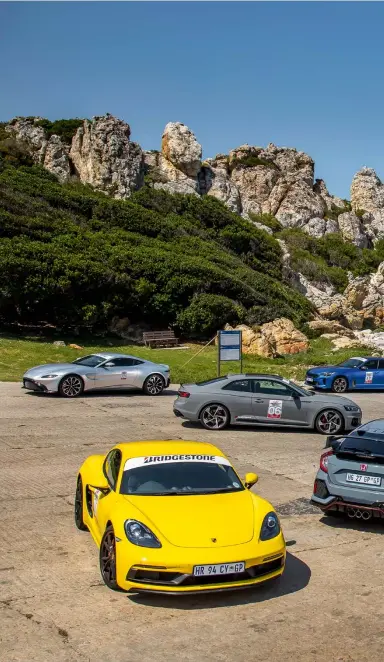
1, 383, 384, 662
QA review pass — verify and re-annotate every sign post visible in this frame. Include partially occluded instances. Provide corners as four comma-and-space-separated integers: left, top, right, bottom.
217, 330, 242, 376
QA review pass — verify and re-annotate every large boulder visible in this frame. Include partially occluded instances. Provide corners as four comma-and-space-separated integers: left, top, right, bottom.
307, 319, 356, 338
70, 115, 144, 198
200, 157, 241, 213
43, 135, 71, 183
302, 217, 339, 238
337, 211, 368, 248
226, 318, 309, 358
274, 179, 326, 228
351, 167, 384, 213
161, 122, 202, 177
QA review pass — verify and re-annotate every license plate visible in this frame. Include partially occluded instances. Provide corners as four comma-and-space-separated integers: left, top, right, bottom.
306, 378, 314, 383
193, 562, 245, 577
346, 473, 381, 486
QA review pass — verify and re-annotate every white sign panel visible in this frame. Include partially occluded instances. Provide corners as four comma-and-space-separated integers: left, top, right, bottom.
219, 330, 241, 361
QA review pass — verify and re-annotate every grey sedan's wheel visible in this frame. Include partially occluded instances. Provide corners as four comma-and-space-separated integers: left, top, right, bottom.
200, 404, 230, 430
315, 409, 344, 435
74, 476, 88, 531
143, 374, 165, 396
58, 374, 84, 398
331, 376, 348, 393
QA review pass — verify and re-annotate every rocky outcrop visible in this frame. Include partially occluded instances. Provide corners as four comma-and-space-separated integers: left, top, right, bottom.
351, 168, 384, 242
313, 179, 345, 211
302, 217, 339, 238
225, 318, 309, 358
337, 211, 368, 248
70, 115, 143, 197
7, 117, 71, 182
161, 122, 202, 177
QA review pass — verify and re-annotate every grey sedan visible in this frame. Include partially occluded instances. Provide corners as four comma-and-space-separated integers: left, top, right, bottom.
173, 374, 362, 434
23, 353, 170, 398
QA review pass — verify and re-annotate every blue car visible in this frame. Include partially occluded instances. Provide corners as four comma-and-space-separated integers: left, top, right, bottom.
305, 356, 384, 393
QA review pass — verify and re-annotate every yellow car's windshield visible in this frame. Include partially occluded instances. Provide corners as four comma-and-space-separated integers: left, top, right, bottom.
120, 458, 244, 496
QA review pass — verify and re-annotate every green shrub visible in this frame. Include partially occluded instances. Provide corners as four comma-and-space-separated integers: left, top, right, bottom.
176, 294, 244, 338
355, 208, 366, 219
35, 118, 84, 144
228, 156, 278, 172
324, 203, 351, 221
248, 213, 282, 232
0, 158, 312, 334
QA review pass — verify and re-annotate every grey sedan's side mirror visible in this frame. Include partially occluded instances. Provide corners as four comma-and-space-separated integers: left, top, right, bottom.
104, 362, 114, 368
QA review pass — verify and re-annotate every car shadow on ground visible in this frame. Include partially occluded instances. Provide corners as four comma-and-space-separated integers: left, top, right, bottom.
127, 552, 310, 609
25, 388, 180, 399
181, 421, 317, 435
320, 514, 384, 534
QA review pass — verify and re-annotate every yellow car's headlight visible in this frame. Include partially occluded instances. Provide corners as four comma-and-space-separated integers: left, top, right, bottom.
124, 519, 162, 548
260, 512, 280, 541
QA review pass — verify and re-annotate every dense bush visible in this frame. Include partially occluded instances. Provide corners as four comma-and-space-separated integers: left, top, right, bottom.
228, 156, 278, 172
278, 228, 384, 292
248, 212, 282, 233
0, 156, 313, 336
35, 118, 84, 144
176, 294, 245, 337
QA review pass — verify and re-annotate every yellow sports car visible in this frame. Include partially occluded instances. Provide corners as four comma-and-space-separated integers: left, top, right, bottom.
75, 440, 286, 594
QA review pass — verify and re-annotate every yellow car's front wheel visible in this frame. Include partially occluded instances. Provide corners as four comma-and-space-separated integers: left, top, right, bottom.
100, 526, 123, 591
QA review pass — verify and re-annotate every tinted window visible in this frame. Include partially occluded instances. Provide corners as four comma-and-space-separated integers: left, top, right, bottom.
222, 379, 252, 393
106, 358, 143, 367
379, 359, 384, 369
363, 359, 379, 369
338, 437, 384, 460
72, 354, 104, 367
120, 461, 244, 496
196, 377, 227, 386
104, 450, 122, 489
338, 358, 364, 368
254, 379, 294, 397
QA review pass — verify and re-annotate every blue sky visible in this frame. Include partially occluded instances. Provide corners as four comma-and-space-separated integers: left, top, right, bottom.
1, 2, 384, 198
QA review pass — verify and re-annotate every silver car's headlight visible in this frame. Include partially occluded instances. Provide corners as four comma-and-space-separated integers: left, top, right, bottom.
321, 372, 335, 377
344, 405, 360, 412
260, 512, 280, 541
41, 374, 59, 378
124, 519, 162, 548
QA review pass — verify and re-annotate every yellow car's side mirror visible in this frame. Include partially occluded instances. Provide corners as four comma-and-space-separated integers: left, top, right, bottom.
244, 472, 258, 489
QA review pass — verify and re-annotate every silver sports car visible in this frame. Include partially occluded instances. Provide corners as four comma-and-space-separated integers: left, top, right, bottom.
23, 353, 170, 398
173, 373, 362, 434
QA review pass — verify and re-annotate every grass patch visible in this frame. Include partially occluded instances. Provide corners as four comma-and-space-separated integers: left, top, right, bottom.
0, 335, 373, 384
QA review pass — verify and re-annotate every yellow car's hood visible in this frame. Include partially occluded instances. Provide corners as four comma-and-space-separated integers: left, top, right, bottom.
123, 490, 255, 548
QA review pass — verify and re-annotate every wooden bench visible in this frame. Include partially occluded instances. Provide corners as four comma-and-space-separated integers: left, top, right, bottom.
143, 330, 179, 348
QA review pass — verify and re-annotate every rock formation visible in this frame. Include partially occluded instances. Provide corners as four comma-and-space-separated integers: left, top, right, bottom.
5, 112, 384, 333
225, 318, 309, 358
70, 115, 144, 197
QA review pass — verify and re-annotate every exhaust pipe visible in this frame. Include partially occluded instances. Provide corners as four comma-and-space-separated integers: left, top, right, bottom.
347, 507, 356, 518
355, 510, 362, 518
362, 510, 372, 520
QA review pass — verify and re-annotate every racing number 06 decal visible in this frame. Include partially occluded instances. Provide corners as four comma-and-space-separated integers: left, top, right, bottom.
267, 399, 283, 419
365, 371, 373, 384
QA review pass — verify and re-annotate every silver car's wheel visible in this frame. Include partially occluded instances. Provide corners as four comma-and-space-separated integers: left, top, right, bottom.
59, 374, 84, 398
143, 374, 165, 396
200, 404, 229, 430
315, 409, 344, 435
331, 377, 348, 393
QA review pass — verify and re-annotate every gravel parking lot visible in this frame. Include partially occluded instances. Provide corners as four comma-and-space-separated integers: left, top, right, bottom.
1, 383, 384, 662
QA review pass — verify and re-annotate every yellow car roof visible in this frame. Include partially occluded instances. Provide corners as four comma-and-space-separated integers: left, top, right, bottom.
114, 439, 226, 460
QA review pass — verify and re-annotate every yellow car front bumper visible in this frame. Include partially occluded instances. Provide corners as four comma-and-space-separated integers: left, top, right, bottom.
115, 534, 286, 594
